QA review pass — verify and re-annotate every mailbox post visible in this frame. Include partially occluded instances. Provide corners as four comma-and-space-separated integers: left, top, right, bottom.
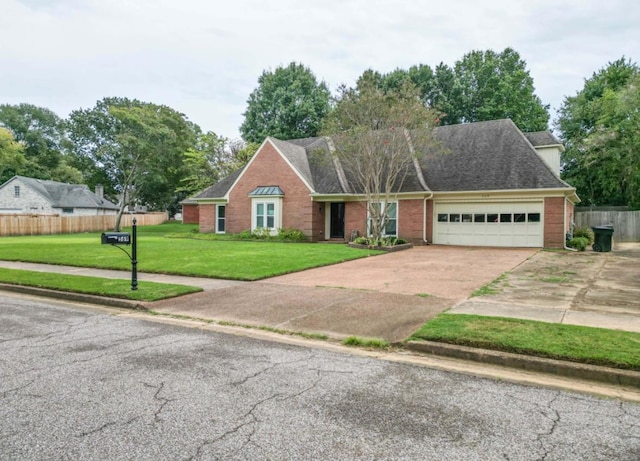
100, 218, 138, 290
131, 218, 138, 290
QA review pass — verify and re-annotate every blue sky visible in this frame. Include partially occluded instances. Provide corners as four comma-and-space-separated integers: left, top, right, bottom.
2, 0, 639, 139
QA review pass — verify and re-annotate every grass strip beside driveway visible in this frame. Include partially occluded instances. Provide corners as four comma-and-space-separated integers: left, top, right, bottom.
0, 223, 382, 280
0, 268, 201, 302
411, 313, 640, 371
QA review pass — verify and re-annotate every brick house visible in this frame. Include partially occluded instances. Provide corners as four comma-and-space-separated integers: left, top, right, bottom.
179, 197, 199, 224
0, 176, 119, 216
191, 119, 579, 248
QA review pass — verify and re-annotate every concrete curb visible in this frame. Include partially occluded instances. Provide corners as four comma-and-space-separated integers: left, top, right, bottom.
5, 284, 639, 390
405, 340, 640, 389
0, 284, 148, 311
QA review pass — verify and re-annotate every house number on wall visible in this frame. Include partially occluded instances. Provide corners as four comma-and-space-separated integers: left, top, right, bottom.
481, 194, 491, 198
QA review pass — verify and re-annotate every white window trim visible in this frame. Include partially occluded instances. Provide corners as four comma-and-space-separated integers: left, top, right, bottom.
251, 197, 283, 235
216, 204, 226, 234
367, 201, 398, 237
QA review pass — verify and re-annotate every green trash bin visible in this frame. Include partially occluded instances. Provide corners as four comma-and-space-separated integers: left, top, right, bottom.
591, 225, 614, 252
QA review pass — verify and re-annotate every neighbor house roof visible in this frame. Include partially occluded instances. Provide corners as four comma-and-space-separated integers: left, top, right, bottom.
193, 119, 574, 201
10, 176, 119, 209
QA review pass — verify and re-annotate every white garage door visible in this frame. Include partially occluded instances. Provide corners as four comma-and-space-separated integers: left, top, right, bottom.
433, 202, 544, 247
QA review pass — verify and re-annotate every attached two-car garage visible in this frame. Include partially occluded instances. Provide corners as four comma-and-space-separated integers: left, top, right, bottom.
433, 202, 544, 247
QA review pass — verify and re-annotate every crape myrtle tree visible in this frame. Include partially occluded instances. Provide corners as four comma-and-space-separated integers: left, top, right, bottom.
67, 97, 197, 230
556, 58, 640, 207
321, 82, 441, 243
240, 62, 331, 142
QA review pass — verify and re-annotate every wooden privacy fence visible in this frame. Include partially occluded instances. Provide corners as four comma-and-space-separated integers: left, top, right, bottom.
0, 212, 168, 237
575, 210, 640, 242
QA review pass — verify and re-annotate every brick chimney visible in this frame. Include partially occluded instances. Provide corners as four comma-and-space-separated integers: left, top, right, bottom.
95, 184, 104, 198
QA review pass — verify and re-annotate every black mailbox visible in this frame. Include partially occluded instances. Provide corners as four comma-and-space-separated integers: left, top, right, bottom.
101, 232, 131, 245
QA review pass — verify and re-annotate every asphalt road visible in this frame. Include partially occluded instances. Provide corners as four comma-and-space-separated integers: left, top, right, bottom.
1, 295, 639, 460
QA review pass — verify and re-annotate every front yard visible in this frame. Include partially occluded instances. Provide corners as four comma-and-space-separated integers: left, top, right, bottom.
0, 223, 382, 280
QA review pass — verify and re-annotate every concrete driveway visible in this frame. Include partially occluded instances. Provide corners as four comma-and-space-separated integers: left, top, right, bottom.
263, 246, 537, 302
450, 242, 640, 332
266, 246, 536, 300
152, 246, 535, 341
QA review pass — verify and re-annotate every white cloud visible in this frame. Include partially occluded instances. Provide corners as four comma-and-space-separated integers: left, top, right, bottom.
1, 0, 639, 138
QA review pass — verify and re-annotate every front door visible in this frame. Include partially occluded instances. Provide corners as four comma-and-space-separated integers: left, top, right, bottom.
330, 203, 345, 239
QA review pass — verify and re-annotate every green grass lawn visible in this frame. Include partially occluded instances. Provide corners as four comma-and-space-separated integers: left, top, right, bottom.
410, 313, 640, 371
0, 223, 382, 280
0, 267, 201, 302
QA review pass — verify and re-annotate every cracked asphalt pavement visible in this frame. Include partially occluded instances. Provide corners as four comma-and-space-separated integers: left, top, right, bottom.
1, 295, 639, 460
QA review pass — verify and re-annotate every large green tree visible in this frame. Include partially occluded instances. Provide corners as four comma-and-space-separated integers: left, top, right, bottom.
0, 103, 82, 182
556, 58, 640, 207
453, 48, 549, 131
355, 48, 548, 130
67, 97, 198, 228
0, 128, 28, 183
240, 62, 331, 142
321, 83, 441, 242
178, 133, 256, 196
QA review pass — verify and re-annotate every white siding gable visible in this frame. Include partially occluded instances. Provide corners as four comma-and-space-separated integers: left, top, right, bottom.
0, 177, 54, 214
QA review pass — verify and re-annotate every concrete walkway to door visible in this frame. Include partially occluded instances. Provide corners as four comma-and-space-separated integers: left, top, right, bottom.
265, 246, 537, 301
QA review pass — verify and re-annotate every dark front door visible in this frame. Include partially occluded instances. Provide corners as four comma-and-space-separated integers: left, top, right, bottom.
330, 202, 345, 239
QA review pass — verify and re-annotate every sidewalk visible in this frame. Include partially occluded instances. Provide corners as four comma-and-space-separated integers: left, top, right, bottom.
0, 260, 243, 291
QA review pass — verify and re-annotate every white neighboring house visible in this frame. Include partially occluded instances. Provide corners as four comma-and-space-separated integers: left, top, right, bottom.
0, 176, 119, 216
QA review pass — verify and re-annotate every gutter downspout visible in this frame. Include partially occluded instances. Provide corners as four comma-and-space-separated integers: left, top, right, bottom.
423, 192, 433, 244
563, 196, 577, 252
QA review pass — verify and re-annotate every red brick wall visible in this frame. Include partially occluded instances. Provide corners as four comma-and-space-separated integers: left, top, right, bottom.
398, 199, 424, 244
344, 201, 367, 240
225, 142, 314, 237
199, 204, 216, 233
311, 202, 325, 241
566, 199, 574, 233
343, 199, 428, 243
182, 204, 199, 224
544, 197, 566, 248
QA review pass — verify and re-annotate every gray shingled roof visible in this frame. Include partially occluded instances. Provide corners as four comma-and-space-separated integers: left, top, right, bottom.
289, 137, 346, 194
523, 131, 562, 147
269, 137, 315, 190
422, 120, 570, 191
194, 119, 573, 200
194, 168, 244, 199
14, 176, 118, 209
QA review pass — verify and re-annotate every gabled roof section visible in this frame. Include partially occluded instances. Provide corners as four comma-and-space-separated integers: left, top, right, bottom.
269, 137, 315, 191
523, 131, 563, 148
288, 137, 347, 194
422, 119, 571, 191
194, 168, 244, 200
11, 176, 118, 209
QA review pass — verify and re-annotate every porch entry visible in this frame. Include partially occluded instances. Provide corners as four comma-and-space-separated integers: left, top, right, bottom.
329, 202, 345, 239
